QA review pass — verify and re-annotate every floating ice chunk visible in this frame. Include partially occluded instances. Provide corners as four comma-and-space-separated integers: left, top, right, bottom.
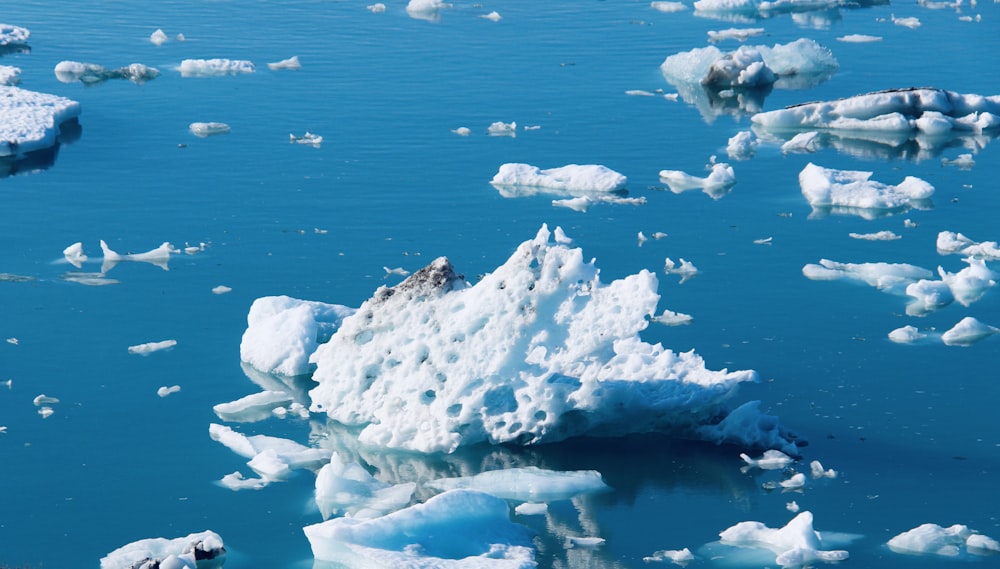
289, 131, 322, 145
659, 162, 735, 198
209, 423, 331, 479
568, 536, 605, 548
179, 58, 255, 77
267, 56, 301, 70
781, 131, 820, 153
661, 39, 837, 90
219, 471, 269, 491
491, 163, 628, 193
936, 231, 1000, 260
719, 511, 849, 567
0, 23, 30, 46
55, 61, 160, 84
303, 489, 536, 566
740, 449, 794, 470
189, 122, 230, 137
726, 130, 757, 159
643, 547, 695, 565
0, 86, 81, 158
708, 27, 766, 42
315, 453, 416, 520
849, 230, 901, 241
798, 163, 933, 213
303, 226, 795, 454
61, 272, 119, 286
651, 1, 689, 12
652, 309, 693, 326
127, 339, 177, 355
888, 325, 925, 344
150, 29, 168, 45
787, 501, 800, 513
37, 407, 54, 418
213, 390, 294, 422
212, 285, 232, 294
426, 466, 608, 502
802, 259, 932, 294
892, 15, 921, 28
452, 126, 471, 136
100, 240, 174, 272
515, 502, 548, 515
406, 0, 452, 21
33, 394, 59, 406
837, 34, 882, 42
887, 523, 1000, 556
481, 11, 502, 21
809, 460, 837, 479
938, 258, 997, 306
487, 120, 517, 136
240, 295, 356, 377
627, 89, 657, 96
0, 65, 21, 86
367, 3, 387, 12
941, 316, 999, 346
941, 153, 975, 169
664, 258, 699, 284
63, 242, 87, 268
157, 385, 181, 397
99, 530, 225, 569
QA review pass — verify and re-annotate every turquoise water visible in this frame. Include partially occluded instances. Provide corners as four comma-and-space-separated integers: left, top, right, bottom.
1, 1, 999, 567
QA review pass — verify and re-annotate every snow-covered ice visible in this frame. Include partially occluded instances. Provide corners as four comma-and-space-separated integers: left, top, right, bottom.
54, 61, 160, 84
0, 65, 21, 86
0, 24, 30, 47
0, 86, 81, 158
849, 230, 901, 241
888, 523, 1000, 556
937, 231, 1000, 260
189, 122, 230, 137
179, 58, 255, 77
282, 226, 798, 454
267, 56, 301, 70
740, 449, 794, 471
802, 259, 933, 294
718, 511, 851, 567
425, 466, 608, 502
798, 162, 933, 213
127, 339, 177, 355
100, 530, 225, 569
888, 325, 925, 344
941, 316, 999, 346
659, 162, 736, 199
660, 39, 837, 90
491, 163, 628, 193
303, 489, 536, 567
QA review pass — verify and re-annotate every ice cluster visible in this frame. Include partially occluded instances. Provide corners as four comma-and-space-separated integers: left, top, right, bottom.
887, 523, 1000, 557
798, 162, 933, 213
660, 38, 837, 90
937, 231, 1000, 261
0, 23, 30, 46
179, 58, 255, 77
100, 530, 225, 569
54, 61, 160, 84
242, 226, 797, 455
0, 86, 81, 158
491, 163, 628, 193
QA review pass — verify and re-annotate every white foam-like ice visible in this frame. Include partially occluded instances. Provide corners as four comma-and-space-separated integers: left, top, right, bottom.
719, 511, 850, 567
425, 466, 608, 502
0, 23, 30, 46
888, 523, 1000, 556
179, 58, 255, 77
100, 530, 225, 569
798, 162, 934, 212
937, 231, 1000, 260
301, 225, 794, 454
659, 162, 736, 198
0, 86, 81, 158
491, 163, 628, 193
652, 1, 689, 12
303, 489, 536, 567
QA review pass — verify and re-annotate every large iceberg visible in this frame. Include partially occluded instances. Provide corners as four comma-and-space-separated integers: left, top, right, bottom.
798, 162, 934, 215
0, 86, 81, 159
286, 225, 796, 454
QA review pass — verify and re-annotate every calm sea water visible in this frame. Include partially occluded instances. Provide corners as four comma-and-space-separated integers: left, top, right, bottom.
1, 1, 999, 567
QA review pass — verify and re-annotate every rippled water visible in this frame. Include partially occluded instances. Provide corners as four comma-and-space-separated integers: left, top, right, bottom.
1, 1, 999, 567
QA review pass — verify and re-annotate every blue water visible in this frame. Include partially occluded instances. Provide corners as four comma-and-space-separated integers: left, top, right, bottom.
1, 1, 999, 567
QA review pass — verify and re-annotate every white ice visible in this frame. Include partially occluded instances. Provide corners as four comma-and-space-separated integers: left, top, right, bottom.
781, 131, 820, 153
643, 547, 695, 565
651, 1, 689, 12
942, 153, 975, 169
209, 423, 330, 482
888, 325, 926, 344
0, 65, 21, 86
54, 61, 160, 84
63, 242, 87, 268
660, 39, 836, 89
809, 460, 837, 479
515, 502, 548, 515
100, 530, 225, 569
189, 122, 230, 137
212, 285, 232, 295
127, 339, 177, 355
718, 511, 850, 567
101, 240, 174, 272
659, 162, 736, 198
150, 29, 168, 45
802, 259, 933, 296
849, 231, 900, 241
213, 390, 294, 422
267, 56, 301, 71
0, 86, 81, 158
798, 162, 933, 213
367, 3, 387, 13
157, 385, 181, 397
740, 449, 794, 470
481, 11, 502, 21
905, 258, 997, 314
179, 58, 255, 77
290, 131, 322, 145
296, 225, 794, 454
888, 523, 1000, 556
567, 536, 605, 548
663, 257, 699, 283
219, 471, 269, 491
892, 15, 921, 28
425, 466, 608, 502
708, 27, 766, 42
33, 394, 59, 406
491, 163, 628, 193
315, 452, 416, 520
240, 295, 356, 377
937, 231, 1000, 260
779, 472, 807, 490
487, 120, 517, 136
407, 0, 451, 21
726, 131, 758, 160
837, 34, 882, 43
0, 23, 30, 46
652, 309, 694, 326
303, 489, 536, 567
941, 316, 999, 346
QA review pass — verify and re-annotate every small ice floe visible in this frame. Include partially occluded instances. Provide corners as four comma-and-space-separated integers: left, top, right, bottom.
213, 390, 294, 423
726, 130, 758, 160
892, 15, 922, 28
452, 126, 471, 136
941, 316, 999, 346
652, 309, 692, 327
887, 523, 1000, 557
367, 3, 387, 12
179, 58, 255, 77
707, 27, 766, 42
717, 511, 851, 567
568, 536, 605, 548
99, 530, 226, 569
809, 460, 837, 479
0, 23, 30, 47
480, 11, 502, 21
553, 195, 645, 211
515, 502, 548, 515
426, 466, 608, 502
643, 547, 695, 565
740, 449, 794, 471
149, 29, 168, 45
802, 259, 932, 294
190, 122, 231, 137
101, 240, 174, 272
659, 162, 736, 199
315, 452, 416, 520
267, 56, 301, 71
754, 237, 773, 245
0, 86, 81, 159
798, 162, 934, 215
487, 120, 517, 136
219, 471, 269, 491
289, 131, 322, 145
664, 257, 699, 283
38, 407, 54, 418
212, 285, 232, 295
786, 501, 800, 513
127, 339, 177, 355
406, 0, 451, 21
937, 231, 1000, 260
55, 61, 160, 84
5, 338, 17, 346
157, 385, 181, 398
61, 272, 119, 286
63, 242, 87, 268
941, 153, 975, 169
33, 394, 59, 406
849, 230, 901, 241
904, 219, 918, 228
491, 163, 628, 193
781, 131, 820, 153
888, 325, 926, 344
837, 34, 882, 43
383, 266, 410, 278
651, 1, 689, 12
0, 65, 21, 86
626, 89, 657, 97
905, 259, 997, 314
209, 423, 331, 482
305, 489, 536, 566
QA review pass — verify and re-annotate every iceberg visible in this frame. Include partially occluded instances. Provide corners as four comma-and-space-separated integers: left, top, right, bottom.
798, 162, 933, 215
888, 523, 1000, 556
99, 530, 225, 569
406, 0, 451, 21
267, 55, 301, 70
739, 449, 794, 471
801, 259, 932, 295
0, 86, 81, 160
302, 225, 796, 454
189, 122, 230, 137
179, 58, 255, 77
0, 23, 30, 47
888, 325, 925, 344
100, 240, 174, 272
726, 130, 758, 159
941, 316, 999, 347
304, 489, 535, 566
54, 61, 160, 85
659, 162, 736, 198
937, 231, 1000, 260
425, 466, 608, 502
717, 511, 850, 567
491, 163, 628, 193
905, 258, 997, 314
